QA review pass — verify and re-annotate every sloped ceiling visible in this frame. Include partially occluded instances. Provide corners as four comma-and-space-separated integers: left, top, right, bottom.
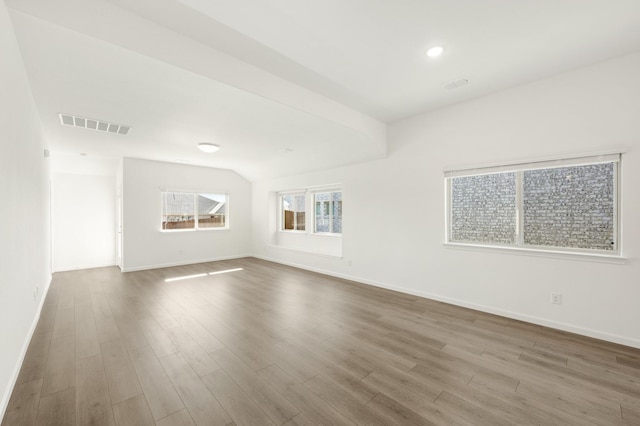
7, 0, 640, 180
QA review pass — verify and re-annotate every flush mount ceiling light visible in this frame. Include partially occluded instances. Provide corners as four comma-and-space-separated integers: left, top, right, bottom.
198, 143, 220, 153
426, 46, 445, 58
58, 113, 131, 135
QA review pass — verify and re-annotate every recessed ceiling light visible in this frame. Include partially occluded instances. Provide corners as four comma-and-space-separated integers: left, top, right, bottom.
198, 143, 220, 153
426, 46, 444, 58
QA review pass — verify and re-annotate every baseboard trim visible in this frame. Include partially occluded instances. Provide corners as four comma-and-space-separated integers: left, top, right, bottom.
54, 262, 116, 272
0, 274, 52, 421
122, 254, 252, 272
252, 255, 640, 350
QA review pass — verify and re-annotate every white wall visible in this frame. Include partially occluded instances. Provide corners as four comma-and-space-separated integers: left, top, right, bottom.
0, 0, 51, 418
253, 52, 640, 348
52, 172, 116, 271
122, 158, 252, 271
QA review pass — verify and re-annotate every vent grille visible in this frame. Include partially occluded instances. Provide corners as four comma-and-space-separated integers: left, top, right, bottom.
58, 113, 131, 135
444, 79, 469, 90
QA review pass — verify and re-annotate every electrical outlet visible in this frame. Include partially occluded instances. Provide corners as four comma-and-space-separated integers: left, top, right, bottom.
551, 293, 562, 305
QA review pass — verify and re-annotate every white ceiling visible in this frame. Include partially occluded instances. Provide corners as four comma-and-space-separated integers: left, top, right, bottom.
7, 0, 640, 180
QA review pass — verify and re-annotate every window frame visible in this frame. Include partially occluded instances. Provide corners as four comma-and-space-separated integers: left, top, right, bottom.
277, 186, 343, 236
279, 191, 307, 233
312, 190, 342, 235
444, 154, 621, 256
160, 190, 229, 232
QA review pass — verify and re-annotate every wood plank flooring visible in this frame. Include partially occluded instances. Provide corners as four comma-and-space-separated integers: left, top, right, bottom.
3, 257, 640, 425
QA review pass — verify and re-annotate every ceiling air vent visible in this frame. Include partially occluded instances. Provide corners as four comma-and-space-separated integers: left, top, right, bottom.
58, 113, 131, 135
444, 79, 469, 90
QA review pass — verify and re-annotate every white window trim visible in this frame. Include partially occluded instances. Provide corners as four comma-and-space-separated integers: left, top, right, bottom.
443, 146, 627, 176
444, 153, 622, 257
160, 190, 230, 232
279, 191, 306, 232
277, 186, 342, 236
312, 189, 342, 235
443, 242, 627, 264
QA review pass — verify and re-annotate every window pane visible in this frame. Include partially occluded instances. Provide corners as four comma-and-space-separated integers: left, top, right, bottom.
332, 192, 342, 234
314, 192, 331, 233
450, 172, 517, 244
162, 192, 195, 230
313, 191, 342, 233
198, 193, 227, 229
282, 194, 305, 231
523, 163, 615, 250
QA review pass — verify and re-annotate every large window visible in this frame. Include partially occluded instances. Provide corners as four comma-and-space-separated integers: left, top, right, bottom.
278, 188, 342, 235
314, 191, 342, 234
446, 155, 619, 254
161, 192, 227, 231
281, 193, 306, 231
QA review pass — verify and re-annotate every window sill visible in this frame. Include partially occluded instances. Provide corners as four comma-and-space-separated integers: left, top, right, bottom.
443, 242, 627, 264
266, 244, 343, 259
160, 228, 229, 233
277, 231, 342, 238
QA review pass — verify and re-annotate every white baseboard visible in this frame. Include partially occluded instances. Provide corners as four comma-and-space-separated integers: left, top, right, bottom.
121, 254, 252, 272
54, 262, 116, 272
0, 274, 52, 421
252, 255, 640, 350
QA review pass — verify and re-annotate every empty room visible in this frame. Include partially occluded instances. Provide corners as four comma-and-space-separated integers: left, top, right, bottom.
2, 0, 640, 425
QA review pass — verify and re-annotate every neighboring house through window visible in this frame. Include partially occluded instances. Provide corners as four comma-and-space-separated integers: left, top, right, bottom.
314, 191, 342, 234
281, 193, 306, 231
278, 187, 342, 235
445, 154, 620, 254
162, 191, 228, 230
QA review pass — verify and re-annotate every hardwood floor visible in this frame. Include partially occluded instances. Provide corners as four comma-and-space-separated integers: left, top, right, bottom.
3, 257, 640, 425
